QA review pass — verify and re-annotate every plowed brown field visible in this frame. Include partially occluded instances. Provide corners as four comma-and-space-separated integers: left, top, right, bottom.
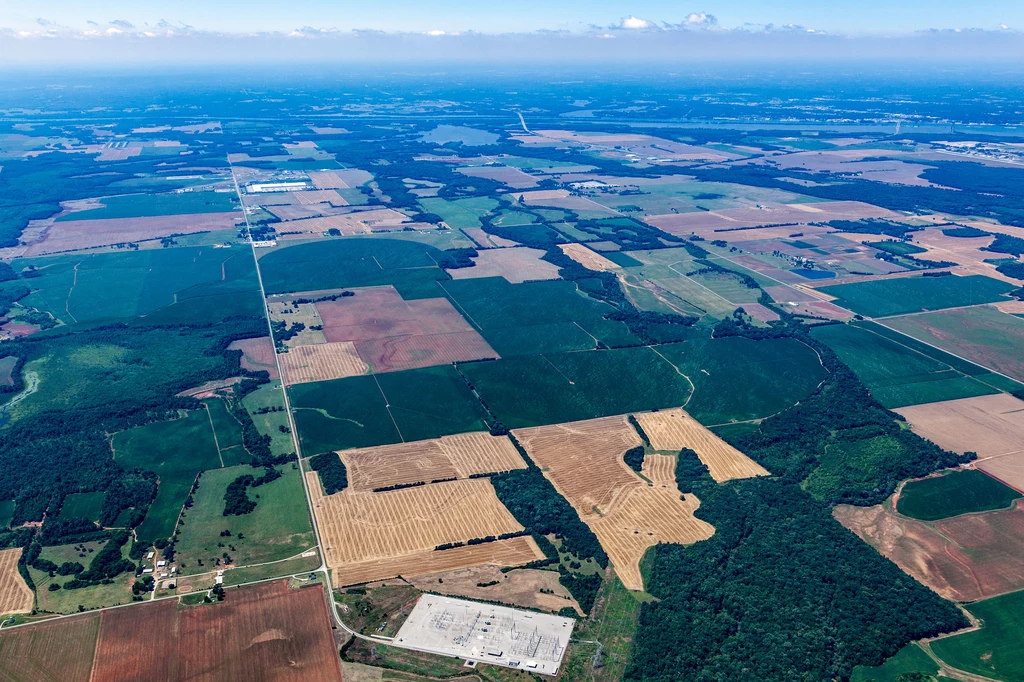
558, 243, 620, 272
292, 190, 346, 205
23, 212, 240, 256
0, 548, 34, 615
332, 536, 545, 587
408, 564, 579, 614
633, 408, 769, 482
91, 580, 342, 682
446, 247, 560, 283
309, 475, 524, 572
0, 612, 99, 682
228, 336, 278, 379
514, 416, 715, 590
834, 500, 1024, 602
313, 286, 498, 372
896, 394, 1024, 492
277, 342, 369, 385
339, 432, 525, 491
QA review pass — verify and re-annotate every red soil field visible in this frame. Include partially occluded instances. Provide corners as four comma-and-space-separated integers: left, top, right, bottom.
91, 580, 343, 682
24, 213, 241, 256
834, 500, 1024, 602
228, 336, 279, 379
0, 612, 100, 682
313, 285, 498, 372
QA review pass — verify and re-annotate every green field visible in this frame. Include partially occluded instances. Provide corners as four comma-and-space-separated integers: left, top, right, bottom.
463, 346, 692, 429
241, 380, 294, 457
15, 245, 260, 326
440, 276, 638, 355
258, 238, 449, 299
931, 589, 1024, 682
654, 335, 829, 425
601, 251, 644, 268
418, 196, 498, 230
883, 306, 1024, 385
897, 470, 1022, 521
560, 576, 643, 682
29, 540, 135, 614
818, 274, 1014, 318
290, 365, 489, 453
55, 191, 238, 221
851, 643, 941, 682
57, 492, 105, 522
112, 410, 222, 541
811, 322, 1003, 408
173, 464, 314, 576
204, 398, 249, 466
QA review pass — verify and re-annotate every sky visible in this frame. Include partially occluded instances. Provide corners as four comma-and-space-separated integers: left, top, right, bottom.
5, 0, 1022, 35
2, 0, 1022, 65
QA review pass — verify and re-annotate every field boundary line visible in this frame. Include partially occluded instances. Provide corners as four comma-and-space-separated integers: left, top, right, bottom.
205, 403, 226, 468
865, 320, 1022, 387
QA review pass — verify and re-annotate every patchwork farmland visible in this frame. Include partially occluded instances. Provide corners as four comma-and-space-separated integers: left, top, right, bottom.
633, 408, 769, 482
513, 416, 715, 590
338, 431, 526, 491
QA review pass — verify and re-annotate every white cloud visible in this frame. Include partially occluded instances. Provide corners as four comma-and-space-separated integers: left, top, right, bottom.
685, 13, 716, 26
426, 29, 446, 36
618, 16, 652, 30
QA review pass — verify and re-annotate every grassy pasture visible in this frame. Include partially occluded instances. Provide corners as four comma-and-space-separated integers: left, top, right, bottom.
290, 365, 488, 453
811, 322, 1003, 408
55, 191, 238, 221
241, 380, 294, 457
850, 643, 941, 682
258, 237, 449, 299
174, 464, 313, 576
883, 306, 1024, 384
58, 492, 105, 522
205, 398, 248, 467
29, 540, 135, 614
897, 470, 1022, 521
931, 589, 1024, 682
818, 274, 1014, 318
16, 245, 259, 326
440, 276, 639, 355
112, 410, 222, 541
418, 196, 498, 230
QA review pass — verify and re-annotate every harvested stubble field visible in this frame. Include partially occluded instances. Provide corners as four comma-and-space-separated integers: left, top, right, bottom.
514, 416, 715, 590
331, 536, 545, 587
632, 408, 769, 482
278, 209, 421, 237
267, 301, 326, 348
446, 247, 560, 283
313, 285, 498, 373
408, 565, 580, 614
456, 165, 539, 189
645, 201, 897, 237
338, 431, 526, 491
292, 189, 346, 205
558, 243, 621, 272
834, 501, 1024, 602
0, 612, 100, 682
277, 341, 369, 385
513, 416, 644, 513
308, 475, 525, 575
307, 169, 372, 189
0, 548, 34, 615
91, 580, 343, 682
228, 335, 278, 379
23, 212, 240, 256
896, 394, 1024, 491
